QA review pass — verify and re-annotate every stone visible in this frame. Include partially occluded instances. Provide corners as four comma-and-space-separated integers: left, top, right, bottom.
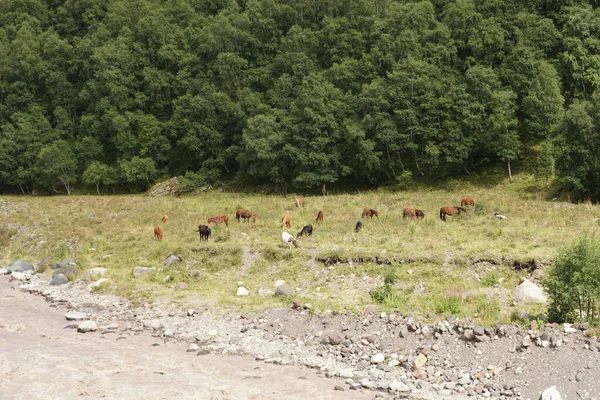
274, 284, 294, 296
187, 343, 200, 352
463, 329, 475, 340
458, 374, 471, 385
399, 326, 409, 338
86, 278, 109, 292
9, 272, 30, 281
513, 279, 547, 303
50, 259, 76, 270
431, 343, 440, 351
329, 334, 343, 345
359, 378, 373, 388
371, 353, 385, 364
77, 321, 98, 333
563, 323, 578, 334
82, 267, 108, 282
133, 266, 156, 277
53, 267, 78, 280
389, 380, 411, 392
363, 305, 376, 317
65, 311, 87, 321
334, 385, 344, 391
414, 354, 427, 370
531, 269, 544, 280
163, 255, 181, 267
338, 369, 354, 379
540, 386, 563, 400
174, 282, 188, 290
0, 268, 8, 275
8, 260, 34, 273
473, 326, 485, 336
236, 287, 249, 296
50, 273, 69, 286
274, 279, 286, 288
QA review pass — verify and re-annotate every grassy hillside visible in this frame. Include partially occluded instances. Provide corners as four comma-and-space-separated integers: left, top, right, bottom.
1, 174, 597, 325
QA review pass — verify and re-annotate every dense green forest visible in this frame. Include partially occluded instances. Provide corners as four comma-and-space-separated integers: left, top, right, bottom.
1, 0, 600, 196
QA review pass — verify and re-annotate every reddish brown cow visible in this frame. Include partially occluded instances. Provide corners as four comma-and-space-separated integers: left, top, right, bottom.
361, 208, 379, 218
402, 207, 417, 219
440, 206, 466, 222
236, 209, 253, 223
316, 210, 324, 223
153, 226, 163, 241
295, 197, 305, 208
162, 215, 168, 223
281, 213, 292, 228
460, 197, 476, 207
208, 215, 229, 228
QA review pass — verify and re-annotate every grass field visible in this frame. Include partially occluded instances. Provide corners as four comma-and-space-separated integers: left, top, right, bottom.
1, 173, 598, 325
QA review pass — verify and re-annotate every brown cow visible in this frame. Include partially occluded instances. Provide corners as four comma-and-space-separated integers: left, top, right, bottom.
440, 206, 466, 222
361, 208, 379, 218
295, 197, 305, 208
415, 209, 425, 219
402, 207, 417, 219
316, 210, 324, 223
153, 226, 163, 241
208, 215, 229, 228
460, 197, 476, 207
236, 209, 253, 223
281, 213, 291, 228
161, 215, 168, 223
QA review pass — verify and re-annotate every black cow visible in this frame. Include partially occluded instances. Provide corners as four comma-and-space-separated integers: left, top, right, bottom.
197, 224, 211, 241
355, 221, 363, 232
297, 224, 313, 238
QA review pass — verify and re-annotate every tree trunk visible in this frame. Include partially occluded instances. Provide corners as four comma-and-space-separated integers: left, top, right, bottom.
96, 182, 101, 195
507, 159, 512, 180
322, 182, 327, 196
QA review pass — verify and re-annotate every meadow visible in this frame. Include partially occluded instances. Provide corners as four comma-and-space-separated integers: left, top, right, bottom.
1, 174, 598, 325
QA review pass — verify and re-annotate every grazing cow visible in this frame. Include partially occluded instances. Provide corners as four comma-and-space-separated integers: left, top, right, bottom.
297, 224, 313, 238
461, 197, 476, 207
196, 224, 211, 241
162, 215, 168, 223
355, 221, 363, 232
361, 208, 379, 218
439, 206, 466, 222
153, 226, 163, 241
282, 232, 298, 249
402, 207, 417, 219
281, 213, 291, 228
494, 213, 507, 220
295, 197, 305, 208
415, 209, 425, 219
236, 209, 253, 223
208, 215, 229, 228
316, 210, 324, 223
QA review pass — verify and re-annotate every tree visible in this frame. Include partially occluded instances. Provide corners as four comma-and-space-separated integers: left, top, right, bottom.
35, 140, 77, 194
119, 156, 158, 190
82, 161, 117, 194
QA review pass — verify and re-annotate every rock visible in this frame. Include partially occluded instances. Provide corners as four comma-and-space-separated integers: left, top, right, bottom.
174, 282, 188, 290
274, 284, 294, 296
77, 321, 98, 333
334, 385, 345, 391
363, 305, 376, 317
389, 380, 411, 392
458, 374, 471, 385
463, 329, 475, 340
292, 299, 303, 309
53, 267, 78, 280
329, 334, 343, 345
236, 287, 249, 296
163, 255, 181, 267
371, 353, 385, 364
473, 326, 485, 336
133, 266, 156, 277
144, 320, 164, 330
359, 378, 373, 388
338, 369, 354, 379
86, 278, 109, 292
414, 353, 427, 370
274, 279, 286, 288
9, 272, 30, 281
540, 386, 563, 400
50, 259, 76, 270
187, 343, 200, 352
163, 329, 174, 337
513, 279, 547, 303
399, 326, 409, 338
0, 268, 8, 275
431, 343, 439, 351
563, 323, 578, 334
575, 372, 583, 382
81, 267, 108, 282
146, 177, 181, 196
8, 260, 34, 273
531, 269, 544, 280
50, 273, 69, 286
189, 270, 201, 277
65, 311, 88, 321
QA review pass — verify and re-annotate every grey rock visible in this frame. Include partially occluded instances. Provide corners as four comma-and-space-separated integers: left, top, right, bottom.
473, 326, 485, 336
575, 372, 584, 382
50, 258, 77, 270
86, 278, 109, 291
187, 343, 200, 352
39, 256, 51, 267
9, 272, 30, 281
389, 379, 411, 392
81, 267, 108, 282
133, 266, 156, 277
163, 255, 181, 267
143, 320, 164, 330
8, 260, 34, 273
77, 320, 98, 333
334, 385, 345, 391
274, 284, 294, 296
53, 267, 78, 280
371, 353, 385, 364
513, 279, 547, 303
329, 334, 343, 345
399, 326, 409, 338
540, 386, 563, 400
0, 268, 8, 275
236, 287, 249, 296
463, 329, 475, 341
65, 311, 87, 321
50, 273, 69, 286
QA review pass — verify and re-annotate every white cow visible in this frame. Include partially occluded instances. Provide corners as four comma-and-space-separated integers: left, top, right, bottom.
494, 212, 507, 220
282, 232, 298, 249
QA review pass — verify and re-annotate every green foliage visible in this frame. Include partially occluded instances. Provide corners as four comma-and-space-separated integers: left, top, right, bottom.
119, 156, 158, 190
543, 236, 600, 323
369, 266, 397, 304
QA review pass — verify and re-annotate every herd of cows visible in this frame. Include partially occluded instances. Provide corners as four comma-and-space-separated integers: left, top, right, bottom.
151, 196, 499, 247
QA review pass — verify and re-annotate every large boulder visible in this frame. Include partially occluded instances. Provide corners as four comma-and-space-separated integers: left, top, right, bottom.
513, 279, 547, 304
146, 177, 180, 197
274, 284, 294, 296
50, 273, 69, 286
540, 386, 562, 400
163, 255, 181, 267
8, 260, 34, 273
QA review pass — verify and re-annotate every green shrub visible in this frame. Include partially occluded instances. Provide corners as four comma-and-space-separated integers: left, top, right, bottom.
370, 267, 397, 304
543, 236, 600, 323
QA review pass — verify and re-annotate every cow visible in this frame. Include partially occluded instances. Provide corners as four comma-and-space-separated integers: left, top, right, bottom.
295, 197, 305, 208
236, 209, 253, 223
461, 197, 476, 207
355, 221, 363, 232
153, 226, 163, 241
316, 210, 324, 223
281, 213, 291, 228
362, 208, 379, 218
162, 215, 168, 223
208, 215, 229, 228
196, 224, 211, 241
440, 206, 466, 222
282, 232, 298, 249
415, 209, 425, 219
297, 224, 313, 238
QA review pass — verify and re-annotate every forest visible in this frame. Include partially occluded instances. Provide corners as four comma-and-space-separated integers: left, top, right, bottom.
1, 0, 600, 196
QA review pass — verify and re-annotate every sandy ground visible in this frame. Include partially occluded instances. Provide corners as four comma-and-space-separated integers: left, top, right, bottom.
0, 276, 371, 400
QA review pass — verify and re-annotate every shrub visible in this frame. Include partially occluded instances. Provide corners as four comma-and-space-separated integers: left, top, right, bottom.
369, 267, 397, 304
543, 236, 600, 323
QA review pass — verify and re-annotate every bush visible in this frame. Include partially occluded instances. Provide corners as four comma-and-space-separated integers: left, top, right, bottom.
369, 267, 397, 304
543, 237, 600, 323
